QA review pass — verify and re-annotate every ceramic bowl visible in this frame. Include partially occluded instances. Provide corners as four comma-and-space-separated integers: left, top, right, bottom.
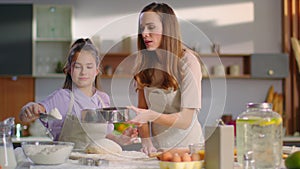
21, 141, 74, 165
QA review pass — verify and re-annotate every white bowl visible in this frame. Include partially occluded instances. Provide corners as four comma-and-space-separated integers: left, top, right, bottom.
21, 141, 74, 165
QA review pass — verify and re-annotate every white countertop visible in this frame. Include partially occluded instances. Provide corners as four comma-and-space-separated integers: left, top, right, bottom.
12, 136, 52, 143
14, 147, 160, 169
283, 136, 300, 142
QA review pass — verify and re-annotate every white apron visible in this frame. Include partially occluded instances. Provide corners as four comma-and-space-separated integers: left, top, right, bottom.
144, 87, 204, 149
58, 92, 106, 149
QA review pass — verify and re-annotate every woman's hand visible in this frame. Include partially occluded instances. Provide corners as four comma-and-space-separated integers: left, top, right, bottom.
19, 103, 44, 123
127, 106, 161, 126
140, 138, 157, 155
117, 126, 139, 145
107, 126, 139, 146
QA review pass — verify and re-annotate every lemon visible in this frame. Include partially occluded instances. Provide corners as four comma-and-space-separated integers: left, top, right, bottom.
285, 151, 300, 169
259, 117, 282, 126
237, 117, 282, 126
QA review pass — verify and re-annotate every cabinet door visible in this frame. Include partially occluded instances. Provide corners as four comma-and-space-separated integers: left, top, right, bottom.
0, 77, 34, 124
0, 4, 32, 75
251, 53, 289, 78
33, 5, 72, 76
35, 5, 72, 39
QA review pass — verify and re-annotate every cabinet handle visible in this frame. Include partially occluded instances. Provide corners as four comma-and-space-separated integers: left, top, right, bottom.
11, 76, 18, 81
267, 69, 274, 76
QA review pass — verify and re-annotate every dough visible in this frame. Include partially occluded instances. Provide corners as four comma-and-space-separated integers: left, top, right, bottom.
85, 138, 122, 154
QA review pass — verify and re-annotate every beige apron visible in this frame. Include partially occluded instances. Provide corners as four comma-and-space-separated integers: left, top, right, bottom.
144, 87, 204, 149
58, 92, 106, 149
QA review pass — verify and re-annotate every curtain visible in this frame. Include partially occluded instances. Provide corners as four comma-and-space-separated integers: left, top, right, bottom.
282, 0, 300, 135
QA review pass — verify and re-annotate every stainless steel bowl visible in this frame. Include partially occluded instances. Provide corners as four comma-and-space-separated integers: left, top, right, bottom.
81, 107, 129, 123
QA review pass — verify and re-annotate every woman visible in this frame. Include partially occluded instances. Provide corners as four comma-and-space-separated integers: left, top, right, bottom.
20, 38, 138, 149
128, 2, 204, 155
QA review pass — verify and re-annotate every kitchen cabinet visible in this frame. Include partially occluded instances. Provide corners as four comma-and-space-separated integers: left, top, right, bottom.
101, 53, 131, 78
0, 4, 32, 75
251, 53, 289, 78
33, 5, 73, 77
0, 77, 34, 124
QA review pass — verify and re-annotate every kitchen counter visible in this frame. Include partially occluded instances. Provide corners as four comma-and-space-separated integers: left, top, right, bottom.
12, 136, 52, 143
12, 136, 52, 148
283, 136, 300, 147
14, 147, 289, 169
15, 147, 160, 169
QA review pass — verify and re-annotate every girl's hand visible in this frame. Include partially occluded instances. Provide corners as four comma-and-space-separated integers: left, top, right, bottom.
20, 103, 43, 123
127, 106, 161, 126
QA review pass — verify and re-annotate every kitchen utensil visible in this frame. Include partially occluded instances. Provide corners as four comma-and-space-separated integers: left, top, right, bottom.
81, 107, 130, 123
79, 158, 109, 166
39, 108, 62, 121
40, 113, 59, 121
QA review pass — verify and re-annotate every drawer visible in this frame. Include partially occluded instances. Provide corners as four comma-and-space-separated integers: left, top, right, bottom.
251, 53, 289, 78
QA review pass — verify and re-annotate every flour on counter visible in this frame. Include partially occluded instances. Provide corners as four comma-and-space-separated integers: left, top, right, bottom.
70, 150, 150, 161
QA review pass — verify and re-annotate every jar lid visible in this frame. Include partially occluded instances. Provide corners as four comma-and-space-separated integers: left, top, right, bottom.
247, 102, 272, 109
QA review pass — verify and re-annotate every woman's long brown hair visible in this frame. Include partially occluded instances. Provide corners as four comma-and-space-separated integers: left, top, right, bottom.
134, 2, 184, 90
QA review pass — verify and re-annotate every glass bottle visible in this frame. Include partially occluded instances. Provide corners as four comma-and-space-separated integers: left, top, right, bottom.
243, 151, 255, 169
236, 103, 282, 169
0, 120, 17, 169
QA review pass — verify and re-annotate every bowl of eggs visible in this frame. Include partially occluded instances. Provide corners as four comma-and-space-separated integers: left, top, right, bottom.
156, 148, 204, 169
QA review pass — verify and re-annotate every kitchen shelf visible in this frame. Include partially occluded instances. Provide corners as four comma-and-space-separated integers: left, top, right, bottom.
100, 52, 252, 79
200, 53, 251, 57
100, 74, 133, 79
35, 37, 72, 42
101, 53, 131, 76
35, 73, 65, 78
200, 53, 251, 78
203, 74, 251, 79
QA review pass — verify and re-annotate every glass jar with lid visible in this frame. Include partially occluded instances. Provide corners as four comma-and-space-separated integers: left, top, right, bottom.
236, 103, 282, 169
0, 118, 17, 169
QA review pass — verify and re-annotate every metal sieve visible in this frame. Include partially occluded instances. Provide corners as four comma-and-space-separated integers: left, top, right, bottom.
81, 107, 130, 123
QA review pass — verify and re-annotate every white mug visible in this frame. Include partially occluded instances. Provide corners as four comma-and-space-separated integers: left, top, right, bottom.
229, 65, 240, 76
213, 65, 225, 76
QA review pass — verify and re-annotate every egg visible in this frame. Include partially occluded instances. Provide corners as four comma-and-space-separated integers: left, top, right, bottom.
172, 153, 182, 162
161, 152, 173, 161
198, 150, 205, 160
181, 153, 192, 162
191, 152, 201, 161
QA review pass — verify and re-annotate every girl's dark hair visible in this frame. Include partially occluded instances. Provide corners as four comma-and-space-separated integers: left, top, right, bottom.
62, 38, 102, 90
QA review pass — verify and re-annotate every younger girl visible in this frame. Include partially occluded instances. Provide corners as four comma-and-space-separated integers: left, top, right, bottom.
20, 38, 137, 149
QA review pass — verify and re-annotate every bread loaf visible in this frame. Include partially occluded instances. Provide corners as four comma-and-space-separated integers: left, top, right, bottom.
266, 85, 274, 103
